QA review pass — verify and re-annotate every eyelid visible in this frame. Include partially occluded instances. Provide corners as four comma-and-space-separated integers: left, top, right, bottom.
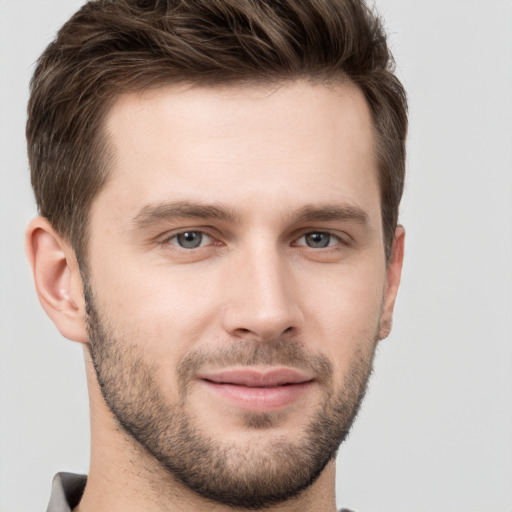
292, 229, 349, 248
157, 227, 350, 249
161, 228, 219, 249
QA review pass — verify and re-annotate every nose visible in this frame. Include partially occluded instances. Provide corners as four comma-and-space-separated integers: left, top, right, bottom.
220, 243, 302, 342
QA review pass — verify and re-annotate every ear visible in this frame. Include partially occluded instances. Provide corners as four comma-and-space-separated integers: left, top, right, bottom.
25, 217, 88, 343
378, 226, 405, 340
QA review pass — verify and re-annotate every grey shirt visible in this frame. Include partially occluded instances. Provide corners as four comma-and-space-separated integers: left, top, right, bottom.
46, 472, 354, 512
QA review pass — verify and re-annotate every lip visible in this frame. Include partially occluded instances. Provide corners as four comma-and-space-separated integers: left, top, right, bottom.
197, 367, 315, 412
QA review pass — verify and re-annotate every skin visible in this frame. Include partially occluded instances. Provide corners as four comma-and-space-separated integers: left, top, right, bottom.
26, 80, 404, 512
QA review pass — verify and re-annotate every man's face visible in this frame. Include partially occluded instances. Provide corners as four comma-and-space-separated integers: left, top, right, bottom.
83, 81, 400, 507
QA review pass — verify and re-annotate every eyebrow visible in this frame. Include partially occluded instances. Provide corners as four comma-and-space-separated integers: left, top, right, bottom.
132, 201, 239, 228
131, 200, 369, 229
290, 204, 369, 225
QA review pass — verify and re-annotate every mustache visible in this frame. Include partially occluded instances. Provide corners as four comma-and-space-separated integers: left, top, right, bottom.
176, 338, 333, 386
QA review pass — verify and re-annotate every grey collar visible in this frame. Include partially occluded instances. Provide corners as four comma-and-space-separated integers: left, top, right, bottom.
46, 473, 86, 512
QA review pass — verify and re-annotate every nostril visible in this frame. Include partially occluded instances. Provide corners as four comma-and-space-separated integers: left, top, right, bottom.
231, 325, 296, 340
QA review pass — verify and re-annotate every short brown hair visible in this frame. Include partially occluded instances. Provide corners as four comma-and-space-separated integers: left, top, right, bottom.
27, 0, 407, 262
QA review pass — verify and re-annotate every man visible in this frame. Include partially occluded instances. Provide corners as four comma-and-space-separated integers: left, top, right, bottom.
25, 0, 407, 510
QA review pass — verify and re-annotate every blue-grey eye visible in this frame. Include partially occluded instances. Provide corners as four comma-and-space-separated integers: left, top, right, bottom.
301, 232, 336, 248
174, 231, 205, 249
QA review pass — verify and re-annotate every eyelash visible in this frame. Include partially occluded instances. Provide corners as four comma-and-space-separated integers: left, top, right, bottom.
294, 232, 345, 249
166, 230, 216, 250
162, 229, 347, 251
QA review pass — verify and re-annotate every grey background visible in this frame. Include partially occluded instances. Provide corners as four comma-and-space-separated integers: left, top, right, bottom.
1, 1, 511, 511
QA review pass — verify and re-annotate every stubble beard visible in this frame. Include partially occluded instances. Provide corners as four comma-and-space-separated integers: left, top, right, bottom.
84, 282, 378, 509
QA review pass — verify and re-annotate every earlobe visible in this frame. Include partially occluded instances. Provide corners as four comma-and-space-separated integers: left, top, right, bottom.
25, 217, 88, 343
378, 226, 405, 340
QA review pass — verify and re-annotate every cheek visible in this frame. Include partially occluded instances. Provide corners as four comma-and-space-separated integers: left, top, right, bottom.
88, 237, 386, 379
89, 258, 224, 359
299, 262, 385, 369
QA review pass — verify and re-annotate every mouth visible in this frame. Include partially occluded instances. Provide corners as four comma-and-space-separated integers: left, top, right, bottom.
197, 367, 315, 412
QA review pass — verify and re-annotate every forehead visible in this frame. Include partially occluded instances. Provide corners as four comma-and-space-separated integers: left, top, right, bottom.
95, 80, 379, 226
